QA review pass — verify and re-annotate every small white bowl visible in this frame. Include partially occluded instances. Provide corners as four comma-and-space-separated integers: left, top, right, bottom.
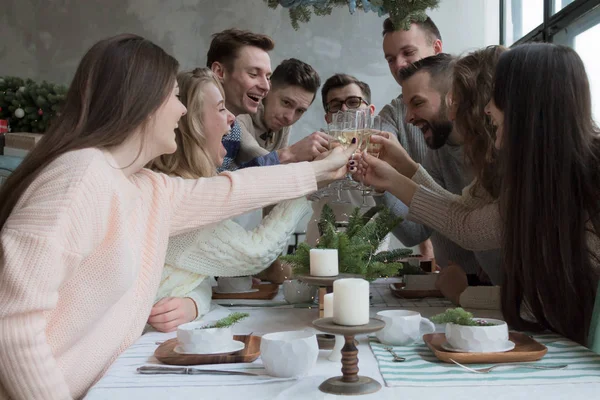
177, 321, 233, 354
445, 318, 510, 352
260, 330, 319, 378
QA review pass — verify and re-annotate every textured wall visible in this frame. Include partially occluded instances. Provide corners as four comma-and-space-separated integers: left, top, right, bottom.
1, 0, 499, 144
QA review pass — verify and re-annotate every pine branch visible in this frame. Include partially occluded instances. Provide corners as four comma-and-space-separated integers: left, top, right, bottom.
345, 207, 364, 239
318, 204, 336, 237
371, 248, 413, 263
201, 312, 249, 329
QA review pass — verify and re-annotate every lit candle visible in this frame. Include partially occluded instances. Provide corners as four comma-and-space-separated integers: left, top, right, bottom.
309, 249, 338, 277
333, 278, 369, 326
323, 293, 334, 318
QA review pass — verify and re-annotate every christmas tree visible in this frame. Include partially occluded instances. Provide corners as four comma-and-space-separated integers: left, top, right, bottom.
0, 76, 68, 133
280, 204, 423, 281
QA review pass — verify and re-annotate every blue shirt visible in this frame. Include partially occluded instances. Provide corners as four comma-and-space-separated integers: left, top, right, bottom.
218, 120, 280, 172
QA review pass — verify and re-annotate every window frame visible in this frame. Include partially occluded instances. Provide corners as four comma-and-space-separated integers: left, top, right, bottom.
499, 0, 600, 46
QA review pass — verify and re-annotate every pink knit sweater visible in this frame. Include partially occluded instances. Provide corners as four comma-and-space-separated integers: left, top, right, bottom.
0, 148, 316, 399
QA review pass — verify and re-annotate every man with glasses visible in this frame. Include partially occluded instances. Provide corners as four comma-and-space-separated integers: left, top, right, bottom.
305, 74, 390, 249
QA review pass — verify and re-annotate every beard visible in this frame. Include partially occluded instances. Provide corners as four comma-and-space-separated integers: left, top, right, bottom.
417, 101, 453, 150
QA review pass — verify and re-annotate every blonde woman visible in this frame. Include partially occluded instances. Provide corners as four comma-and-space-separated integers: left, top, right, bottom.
146, 68, 313, 332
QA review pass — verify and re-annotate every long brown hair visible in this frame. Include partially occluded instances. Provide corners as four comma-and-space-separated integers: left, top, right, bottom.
0, 34, 179, 233
148, 68, 223, 179
495, 43, 600, 345
452, 45, 507, 198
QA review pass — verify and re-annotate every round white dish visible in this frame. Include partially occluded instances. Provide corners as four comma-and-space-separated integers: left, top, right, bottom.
441, 340, 515, 353
174, 339, 245, 355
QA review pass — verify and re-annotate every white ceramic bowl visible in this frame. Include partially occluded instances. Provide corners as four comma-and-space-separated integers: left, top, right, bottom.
217, 276, 253, 293
282, 280, 317, 304
177, 321, 233, 354
445, 318, 509, 352
260, 330, 319, 378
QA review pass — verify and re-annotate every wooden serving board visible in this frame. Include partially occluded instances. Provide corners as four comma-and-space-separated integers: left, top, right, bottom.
154, 335, 261, 366
423, 332, 547, 364
389, 283, 444, 299
212, 283, 279, 300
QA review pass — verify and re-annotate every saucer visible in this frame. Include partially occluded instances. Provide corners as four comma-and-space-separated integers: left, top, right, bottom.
213, 288, 259, 294
174, 339, 245, 355
441, 340, 515, 353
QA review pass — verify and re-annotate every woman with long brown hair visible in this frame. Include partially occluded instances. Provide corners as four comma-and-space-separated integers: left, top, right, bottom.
0, 35, 354, 398
145, 68, 313, 332
354, 43, 600, 345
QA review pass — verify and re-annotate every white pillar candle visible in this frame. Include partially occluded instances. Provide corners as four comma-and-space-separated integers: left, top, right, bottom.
323, 293, 334, 318
309, 249, 338, 277
333, 278, 370, 326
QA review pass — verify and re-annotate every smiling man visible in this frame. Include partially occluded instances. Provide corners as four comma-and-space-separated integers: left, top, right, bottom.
237, 58, 329, 165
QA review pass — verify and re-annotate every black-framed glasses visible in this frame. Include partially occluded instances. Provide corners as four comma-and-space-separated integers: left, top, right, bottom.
326, 96, 369, 113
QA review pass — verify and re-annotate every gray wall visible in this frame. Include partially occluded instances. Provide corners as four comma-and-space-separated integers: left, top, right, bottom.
1, 0, 500, 241
1, 0, 499, 144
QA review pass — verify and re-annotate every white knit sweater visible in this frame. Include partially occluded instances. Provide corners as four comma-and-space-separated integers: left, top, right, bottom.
155, 197, 312, 318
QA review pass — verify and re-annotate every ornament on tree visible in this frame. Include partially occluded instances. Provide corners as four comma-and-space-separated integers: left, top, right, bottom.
38, 109, 43, 116
14, 108, 25, 118
18, 86, 26, 93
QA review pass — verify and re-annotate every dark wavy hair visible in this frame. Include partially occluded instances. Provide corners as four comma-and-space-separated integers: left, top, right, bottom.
452, 45, 508, 198
495, 43, 600, 345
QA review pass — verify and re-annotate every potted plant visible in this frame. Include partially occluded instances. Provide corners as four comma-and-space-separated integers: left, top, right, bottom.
176, 312, 249, 354
280, 204, 418, 281
430, 308, 511, 353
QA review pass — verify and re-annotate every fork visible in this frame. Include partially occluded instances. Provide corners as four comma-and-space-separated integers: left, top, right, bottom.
383, 346, 406, 362
449, 358, 567, 374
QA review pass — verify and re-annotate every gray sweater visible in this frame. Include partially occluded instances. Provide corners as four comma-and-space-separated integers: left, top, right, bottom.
377, 95, 503, 285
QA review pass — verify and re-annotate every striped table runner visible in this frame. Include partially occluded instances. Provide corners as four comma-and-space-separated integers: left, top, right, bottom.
369, 333, 600, 387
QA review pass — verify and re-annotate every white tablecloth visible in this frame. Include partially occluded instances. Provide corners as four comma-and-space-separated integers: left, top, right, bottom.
86, 305, 600, 399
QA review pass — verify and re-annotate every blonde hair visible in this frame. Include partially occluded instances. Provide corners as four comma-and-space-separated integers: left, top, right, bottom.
148, 68, 224, 178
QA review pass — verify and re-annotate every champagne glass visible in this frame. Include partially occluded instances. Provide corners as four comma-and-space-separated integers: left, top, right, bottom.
363, 115, 384, 197
327, 112, 351, 204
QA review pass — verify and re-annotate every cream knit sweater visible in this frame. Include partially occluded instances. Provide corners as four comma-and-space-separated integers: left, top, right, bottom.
155, 197, 312, 318
0, 148, 316, 399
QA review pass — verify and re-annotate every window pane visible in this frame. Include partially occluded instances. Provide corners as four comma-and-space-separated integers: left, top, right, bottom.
574, 23, 600, 123
554, 0, 575, 14
504, 0, 544, 45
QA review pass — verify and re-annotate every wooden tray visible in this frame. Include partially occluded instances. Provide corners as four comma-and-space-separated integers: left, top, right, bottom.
212, 283, 279, 300
423, 332, 547, 364
389, 283, 444, 299
155, 335, 260, 366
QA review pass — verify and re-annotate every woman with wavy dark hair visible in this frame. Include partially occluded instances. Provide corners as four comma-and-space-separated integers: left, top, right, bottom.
355, 43, 600, 345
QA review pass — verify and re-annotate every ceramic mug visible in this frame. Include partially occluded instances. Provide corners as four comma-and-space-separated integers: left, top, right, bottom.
217, 276, 253, 293
260, 330, 319, 378
375, 310, 435, 346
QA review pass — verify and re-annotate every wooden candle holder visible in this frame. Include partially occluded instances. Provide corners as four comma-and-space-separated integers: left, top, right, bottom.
312, 317, 385, 396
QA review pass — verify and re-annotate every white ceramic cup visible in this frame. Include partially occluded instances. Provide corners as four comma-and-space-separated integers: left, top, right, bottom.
282, 280, 317, 304
217, 276, 253, 293
260, 330, 319, 378
445, 319, 509, 352
177, 321, 232, 353
375, 310, 435, 346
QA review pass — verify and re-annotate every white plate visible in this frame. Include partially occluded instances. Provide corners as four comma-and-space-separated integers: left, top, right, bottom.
174, 340, 246, 355
213, 288, 259, 294
441, 340, 515, 353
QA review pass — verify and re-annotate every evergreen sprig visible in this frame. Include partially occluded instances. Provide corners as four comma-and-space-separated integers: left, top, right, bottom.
280, 204, 415, 281
265, 0, 440, 31
200, 312, 250, 329
430, 308, 497, 327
